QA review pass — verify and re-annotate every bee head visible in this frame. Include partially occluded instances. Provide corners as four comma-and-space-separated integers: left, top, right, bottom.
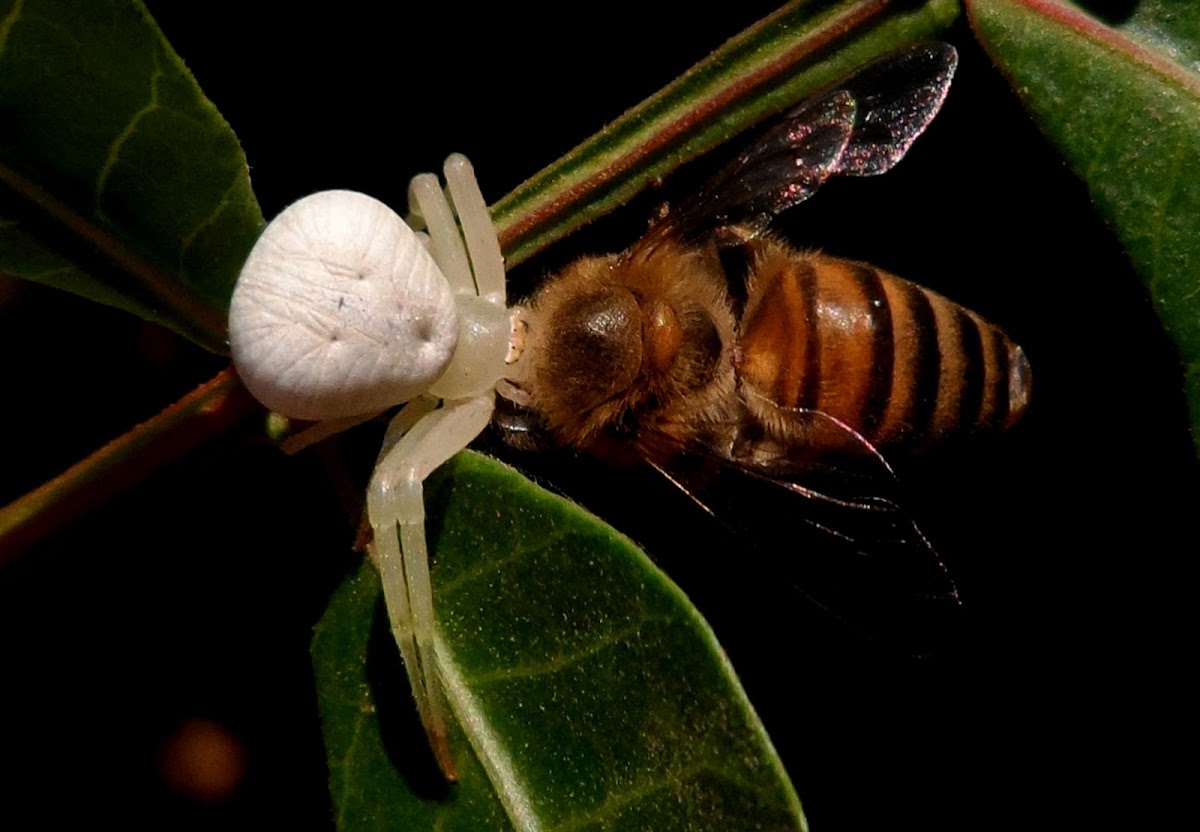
515, 256, 646, 443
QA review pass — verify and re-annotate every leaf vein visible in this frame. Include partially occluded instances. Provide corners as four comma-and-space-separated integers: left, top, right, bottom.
332, 683, 374, 831
466, 613, 667, 685
0, 0, 24, 59
437, 528, 571, 597
437, 635, 543, 832
1082, 112, 1120, 182
179, 170, 244, 271
1147, 132, 1187, 296
94, 49, 163, 221
548, 760, 766, 832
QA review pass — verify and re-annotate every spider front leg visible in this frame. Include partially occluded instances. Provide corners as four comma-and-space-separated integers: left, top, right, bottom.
368, 154, 508, 780
368, 393, 494, 781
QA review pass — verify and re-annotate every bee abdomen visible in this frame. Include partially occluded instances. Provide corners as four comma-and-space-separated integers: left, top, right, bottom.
737, 251, 1029, 450
889, 277, 1030, 448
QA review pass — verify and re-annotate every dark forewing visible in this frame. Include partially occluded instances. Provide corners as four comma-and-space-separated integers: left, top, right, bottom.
639, 406, 961, 654
655, 42, 958, 244
833, 41, 958, 176
668, 90, 856, 239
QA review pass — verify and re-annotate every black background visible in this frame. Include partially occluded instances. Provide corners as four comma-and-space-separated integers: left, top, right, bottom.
0, 2, 1193, 830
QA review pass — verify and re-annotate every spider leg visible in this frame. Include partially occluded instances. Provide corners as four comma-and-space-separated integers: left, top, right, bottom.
443, 154, 505, 304
374, 155, 505, 778
408, 172, 475, 296
279, 411, 384, 455
280, 393, 441, 455
410, 155, 506, 306
376, 395, 440, 458
367, 393, 494, 781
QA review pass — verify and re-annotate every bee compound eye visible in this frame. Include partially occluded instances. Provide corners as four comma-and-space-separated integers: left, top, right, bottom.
229, 190, 461, 420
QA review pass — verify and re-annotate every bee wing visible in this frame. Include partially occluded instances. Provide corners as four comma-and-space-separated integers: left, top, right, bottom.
830, 40, 958, 177
666, 89, 858, 240
640, 406, 961, 653
662, 42, 958, 243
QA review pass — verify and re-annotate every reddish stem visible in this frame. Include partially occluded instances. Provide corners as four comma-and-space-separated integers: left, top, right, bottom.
0, 367, 260, 564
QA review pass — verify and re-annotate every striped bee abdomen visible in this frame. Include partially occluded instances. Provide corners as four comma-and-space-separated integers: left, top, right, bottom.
736, 243, 1029, 451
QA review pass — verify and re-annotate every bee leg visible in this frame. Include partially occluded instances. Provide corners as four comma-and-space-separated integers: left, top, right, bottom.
711, 223, 759, 248
367, 393, 494, 781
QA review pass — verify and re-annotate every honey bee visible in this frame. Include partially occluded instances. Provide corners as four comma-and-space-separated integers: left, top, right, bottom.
496, 42, 1029, 626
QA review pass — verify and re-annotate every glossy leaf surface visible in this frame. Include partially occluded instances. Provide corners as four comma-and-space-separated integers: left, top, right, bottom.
967, 0, 1200, 451
0, 0, 262, 351
313, 452, 805, 832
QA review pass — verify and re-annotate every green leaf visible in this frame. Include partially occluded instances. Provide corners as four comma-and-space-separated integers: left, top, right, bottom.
1119, 0, 1200, 66
966, 0, 1200, 452
313, 452, 805, 832
0, 0, 262, 352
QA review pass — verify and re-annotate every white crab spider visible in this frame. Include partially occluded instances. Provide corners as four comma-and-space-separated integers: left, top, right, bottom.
229, 154, 516, 779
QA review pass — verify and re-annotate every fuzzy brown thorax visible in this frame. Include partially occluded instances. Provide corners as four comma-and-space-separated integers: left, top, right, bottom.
511, 241, 738, 447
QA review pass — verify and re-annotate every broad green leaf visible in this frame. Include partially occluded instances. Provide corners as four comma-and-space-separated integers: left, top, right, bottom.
966, 0, 1200, 451
0, 0, 262, 352
313, 452, 806, 832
